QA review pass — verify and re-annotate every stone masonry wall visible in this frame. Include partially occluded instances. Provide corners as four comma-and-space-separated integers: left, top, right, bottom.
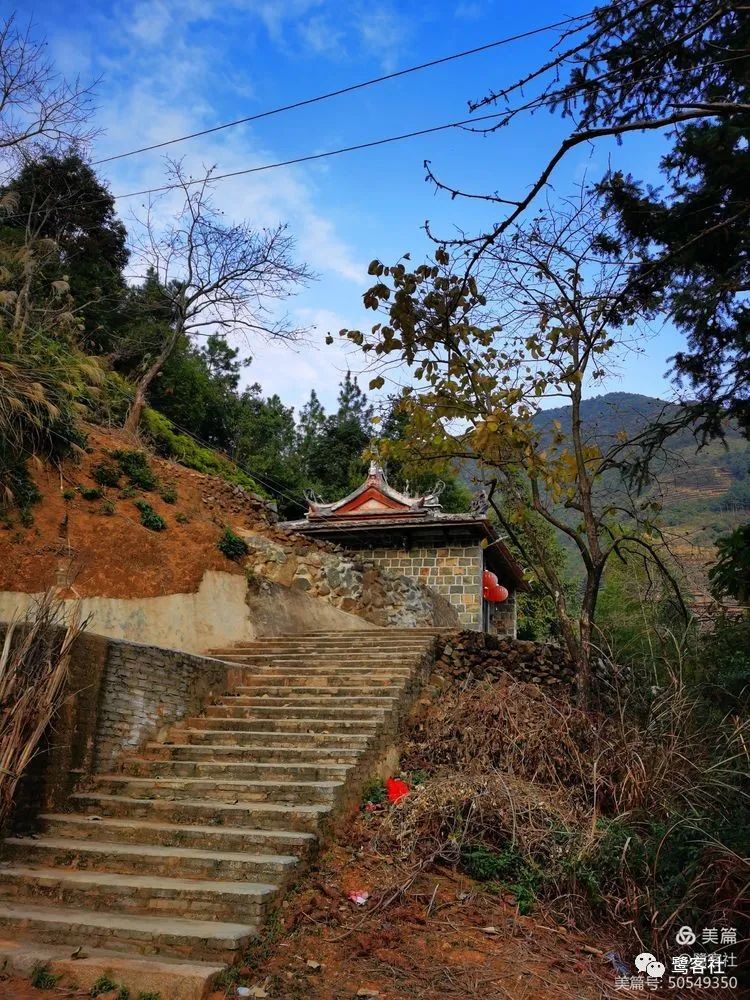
6, 626, 227, 830
349, 545, 483, 628
489, 590, 517, 638
93, 639, 227, 770
434, 629, 576, 689
244, 530, 460, 629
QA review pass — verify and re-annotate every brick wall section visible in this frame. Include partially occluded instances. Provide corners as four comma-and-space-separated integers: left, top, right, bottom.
93, 640, 227, 770
351, 545, 484, 628
5, 626, 227, 831
489, 590, 517, 638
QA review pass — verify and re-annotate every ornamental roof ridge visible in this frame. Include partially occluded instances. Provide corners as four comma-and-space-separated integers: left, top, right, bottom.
305, 460, 441, 519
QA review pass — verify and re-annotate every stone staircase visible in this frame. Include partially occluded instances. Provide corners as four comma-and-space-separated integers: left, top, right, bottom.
0, 629, 438, 997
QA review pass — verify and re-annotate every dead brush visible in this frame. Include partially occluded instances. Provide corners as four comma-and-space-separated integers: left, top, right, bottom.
0, 592, 85, 830
374, 769, 579, 867
403, 674, 609, 811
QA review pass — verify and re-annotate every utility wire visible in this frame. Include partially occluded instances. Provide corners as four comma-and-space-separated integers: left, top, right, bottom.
92, 14, 589, 166
114, 109, 508, 201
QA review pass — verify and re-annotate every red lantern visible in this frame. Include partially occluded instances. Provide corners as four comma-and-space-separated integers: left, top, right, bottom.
482, 570, 509, 603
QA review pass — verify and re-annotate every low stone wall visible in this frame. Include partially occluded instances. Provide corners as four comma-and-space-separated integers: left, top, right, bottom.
243, 530, 459, 628
434, 629, 576, 689
7, 627, 227, 830
349, 544, 483, 627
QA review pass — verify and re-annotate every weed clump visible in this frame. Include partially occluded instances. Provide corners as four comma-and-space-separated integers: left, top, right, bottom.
112, 449, 157, 490
217, 526, 248, 561
80, 485, 103, 501
134, 499, 166, 531
91, 460, 121, 488
31, 964, 59, 989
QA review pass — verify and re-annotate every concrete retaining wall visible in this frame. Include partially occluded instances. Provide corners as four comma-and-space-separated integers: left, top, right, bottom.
0, 569, 371, 653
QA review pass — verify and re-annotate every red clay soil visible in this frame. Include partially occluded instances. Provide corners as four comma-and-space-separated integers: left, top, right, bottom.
0, 424, 270, 599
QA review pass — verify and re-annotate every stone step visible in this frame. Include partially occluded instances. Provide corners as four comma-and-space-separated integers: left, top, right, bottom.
119, 758, 352, 782
0, 902, 256, 962
222, 655, 418, 666
219, 693, 399, 707
212, 640, 431, 652
0, 940, 223, 1000
4, 836, 299, 883
71, 793, 331, 832
38, 814, 317, 855
176, 727, 373, 747
90, 774, 343, 805
233, 683, 403, 695
205, 704, 387, 720
0, 866, 278, 923
184, 716, 380, 734
144, 742, 363, 764
232, 672, 407, 688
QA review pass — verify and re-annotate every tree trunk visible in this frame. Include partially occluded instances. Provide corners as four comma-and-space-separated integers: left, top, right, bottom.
123, 328, 178, 436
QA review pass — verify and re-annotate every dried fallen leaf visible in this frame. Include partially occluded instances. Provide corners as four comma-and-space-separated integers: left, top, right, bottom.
481, 926, 500, 935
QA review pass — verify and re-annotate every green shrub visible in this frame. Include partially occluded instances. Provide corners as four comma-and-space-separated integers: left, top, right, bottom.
141, 408, 264, 494
175, 511, 190, 524
134, 499, 166, 532
31, 964, 60, 989
362, 778, 387, 806
159, 484, 177, 504
136, 993, 161, 1000
98, 499, 115, 516
90, 974, 130, 999
217, 526, 248, 561
91, 460, 121, 487
113, 449, 157, 490
18, 506, 34, 527
62, 488, 76, 501
460, 844, 542, 915
80, 485, 103, 501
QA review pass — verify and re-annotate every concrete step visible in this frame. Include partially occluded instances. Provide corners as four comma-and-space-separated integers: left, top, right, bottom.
4, 836, 299, 883
211, 640, 431, 652
184, 716, 380, 734
38, 813, 317, 855
90, 774, 343, 805
144, 743, 364, 764
176, 727, 373, 747
219, 693, 399, 707
71, 792, 332, 832
120, 758, 352, 782
0, 866, 279, 923
0, 939, 223, 1000
232, 683, 403, 695
205, 704, 387, 720
231, 671, 409, 686
222, 655, 418, 667
0, 902, 256, 962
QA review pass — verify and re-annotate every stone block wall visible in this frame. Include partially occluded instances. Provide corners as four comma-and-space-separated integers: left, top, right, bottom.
350, 544, 483, 628
244, 531, 460, 628
6, 627, 227, 830
489, 589, 517, 638
93, 639, 227, 769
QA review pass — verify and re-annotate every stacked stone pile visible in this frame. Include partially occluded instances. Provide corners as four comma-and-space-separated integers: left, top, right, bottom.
434, 629, 576, 688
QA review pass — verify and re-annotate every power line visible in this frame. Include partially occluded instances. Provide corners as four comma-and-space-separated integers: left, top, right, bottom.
92, 14, 589, 166
113, 109, 508, 201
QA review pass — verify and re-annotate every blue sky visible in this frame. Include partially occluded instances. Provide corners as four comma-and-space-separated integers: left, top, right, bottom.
27, 0, 683, 414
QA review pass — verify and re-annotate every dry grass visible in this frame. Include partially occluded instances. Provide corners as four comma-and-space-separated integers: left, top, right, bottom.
0, 591, 85, 829
383, 668, 749, 950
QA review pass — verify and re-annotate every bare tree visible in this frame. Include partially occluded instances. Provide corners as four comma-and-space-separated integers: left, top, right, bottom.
0, 15, 96, 168
123, 159, 312, 434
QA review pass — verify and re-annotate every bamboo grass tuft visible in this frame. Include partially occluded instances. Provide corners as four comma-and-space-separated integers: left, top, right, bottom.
0, 592, 85, 830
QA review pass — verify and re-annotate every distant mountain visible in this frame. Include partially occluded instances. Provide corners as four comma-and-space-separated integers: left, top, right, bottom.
463, 391, 749, 598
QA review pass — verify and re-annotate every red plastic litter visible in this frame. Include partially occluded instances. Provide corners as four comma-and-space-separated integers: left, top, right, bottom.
386, 777, 410, 803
